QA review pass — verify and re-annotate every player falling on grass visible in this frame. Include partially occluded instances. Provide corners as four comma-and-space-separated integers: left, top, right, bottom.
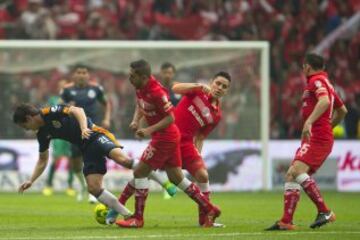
115, 71, 231, 227
266, 53, 348, 230
60, 65, 111, 202
115, 59, 221, 228
14, 103, 172, 223
15, 103, 133, 219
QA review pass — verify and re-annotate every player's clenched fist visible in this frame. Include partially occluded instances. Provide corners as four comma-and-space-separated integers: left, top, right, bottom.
135, 128, 151, 139
18, 181, 32, 193
129, 121, 139, 131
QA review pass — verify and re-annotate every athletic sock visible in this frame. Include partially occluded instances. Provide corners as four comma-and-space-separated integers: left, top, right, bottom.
296, 173, 329, 213
119, 179, 135, 205
96, 189, 132, 216
178, 178, 213, 212
280, 182, 301, 224
134, 178, 149, 220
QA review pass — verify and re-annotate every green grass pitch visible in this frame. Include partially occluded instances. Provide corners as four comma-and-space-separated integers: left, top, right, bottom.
1, 191, 360, 240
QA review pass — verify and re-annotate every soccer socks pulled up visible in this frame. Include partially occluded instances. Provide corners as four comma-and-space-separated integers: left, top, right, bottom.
134, 178, 149, 220
97, 189, 132, 217
178, 178, 213, 212
119, 179, 135, 205
198, 182, 210, 193
296, 173, 330, 213
280, 182, 300, 224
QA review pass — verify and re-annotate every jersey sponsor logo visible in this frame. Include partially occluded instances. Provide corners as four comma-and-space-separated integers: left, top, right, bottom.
51, 120, 62, 129
188, 105, 205, 127
193, 96, 214, 124
50, 106, 59, 112
88, 89, 96, 99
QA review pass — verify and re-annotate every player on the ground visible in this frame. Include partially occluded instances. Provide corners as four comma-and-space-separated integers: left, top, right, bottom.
266, 53, 348, 230
115, 59, 221, 228
61, 66, 111, 202
115, 71, 231, 227
14, 103, 133, 219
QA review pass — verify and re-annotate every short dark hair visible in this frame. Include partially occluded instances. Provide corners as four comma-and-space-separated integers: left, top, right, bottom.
130, 59, 151, 77
72, 64, 88, 70
161, 62, 176, 72
13, 103, 40, 124
213, 71, 231, 82
304, 53, 325, 70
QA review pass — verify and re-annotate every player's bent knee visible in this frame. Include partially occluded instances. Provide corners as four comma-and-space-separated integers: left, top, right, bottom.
195, 170, 209, 183
87, 182, 101, 196
285, 171, 295, 182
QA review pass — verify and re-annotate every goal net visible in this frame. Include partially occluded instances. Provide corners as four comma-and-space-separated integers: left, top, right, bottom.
0, 41, 270, 190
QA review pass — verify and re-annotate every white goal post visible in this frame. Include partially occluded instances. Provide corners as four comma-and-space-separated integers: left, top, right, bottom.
0, 40, 271, 190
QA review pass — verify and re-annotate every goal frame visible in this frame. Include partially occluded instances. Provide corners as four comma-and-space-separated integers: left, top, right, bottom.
0, 40, 271, 190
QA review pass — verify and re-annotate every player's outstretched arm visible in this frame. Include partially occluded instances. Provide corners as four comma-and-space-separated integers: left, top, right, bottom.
68, 106, 92, 139
172, 82, 210, 95
135, 113, 174, 139
18, 151, 49, 193
331, 105, 348, 128
302, 95, 330, 141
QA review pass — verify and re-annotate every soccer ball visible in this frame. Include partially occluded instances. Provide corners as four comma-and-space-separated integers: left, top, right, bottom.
94, 203, 109, 225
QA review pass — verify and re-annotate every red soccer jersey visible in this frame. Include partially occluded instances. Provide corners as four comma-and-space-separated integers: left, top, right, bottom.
136, 76, 179, 141
175, 89, 222, 141
302, 71, 344, 142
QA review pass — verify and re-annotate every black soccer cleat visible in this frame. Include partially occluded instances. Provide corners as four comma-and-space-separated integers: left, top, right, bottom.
310, 211, 336, 229
265, 221, 296, 231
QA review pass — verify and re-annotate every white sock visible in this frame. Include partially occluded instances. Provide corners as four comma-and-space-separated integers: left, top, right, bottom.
135, 178, 149, 189
284, 182, 301, 191
198, 182, 210, 193
129, 179, 135, 187
295, 173, 310, 185
97, 189, 131, 216
177, 178, 192, 191
130, 158, 140, 170
148, 171, 169, 187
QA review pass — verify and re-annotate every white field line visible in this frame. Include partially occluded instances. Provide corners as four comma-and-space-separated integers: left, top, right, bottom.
2, 231, 360, 240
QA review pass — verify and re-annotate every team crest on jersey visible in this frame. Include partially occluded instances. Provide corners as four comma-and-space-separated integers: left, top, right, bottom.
314, 81, 322, 88
70, 90, 77, 96
88, 89, 96, 98
52, 120, 62, 128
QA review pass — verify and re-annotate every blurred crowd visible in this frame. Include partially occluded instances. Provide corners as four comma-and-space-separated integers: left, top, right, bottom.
0, 0, 359, 139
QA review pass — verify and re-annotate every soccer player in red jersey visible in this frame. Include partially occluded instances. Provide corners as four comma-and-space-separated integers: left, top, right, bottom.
172, 71, 231, 226
116, 59, 221, 228
267, 53, 348, 230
